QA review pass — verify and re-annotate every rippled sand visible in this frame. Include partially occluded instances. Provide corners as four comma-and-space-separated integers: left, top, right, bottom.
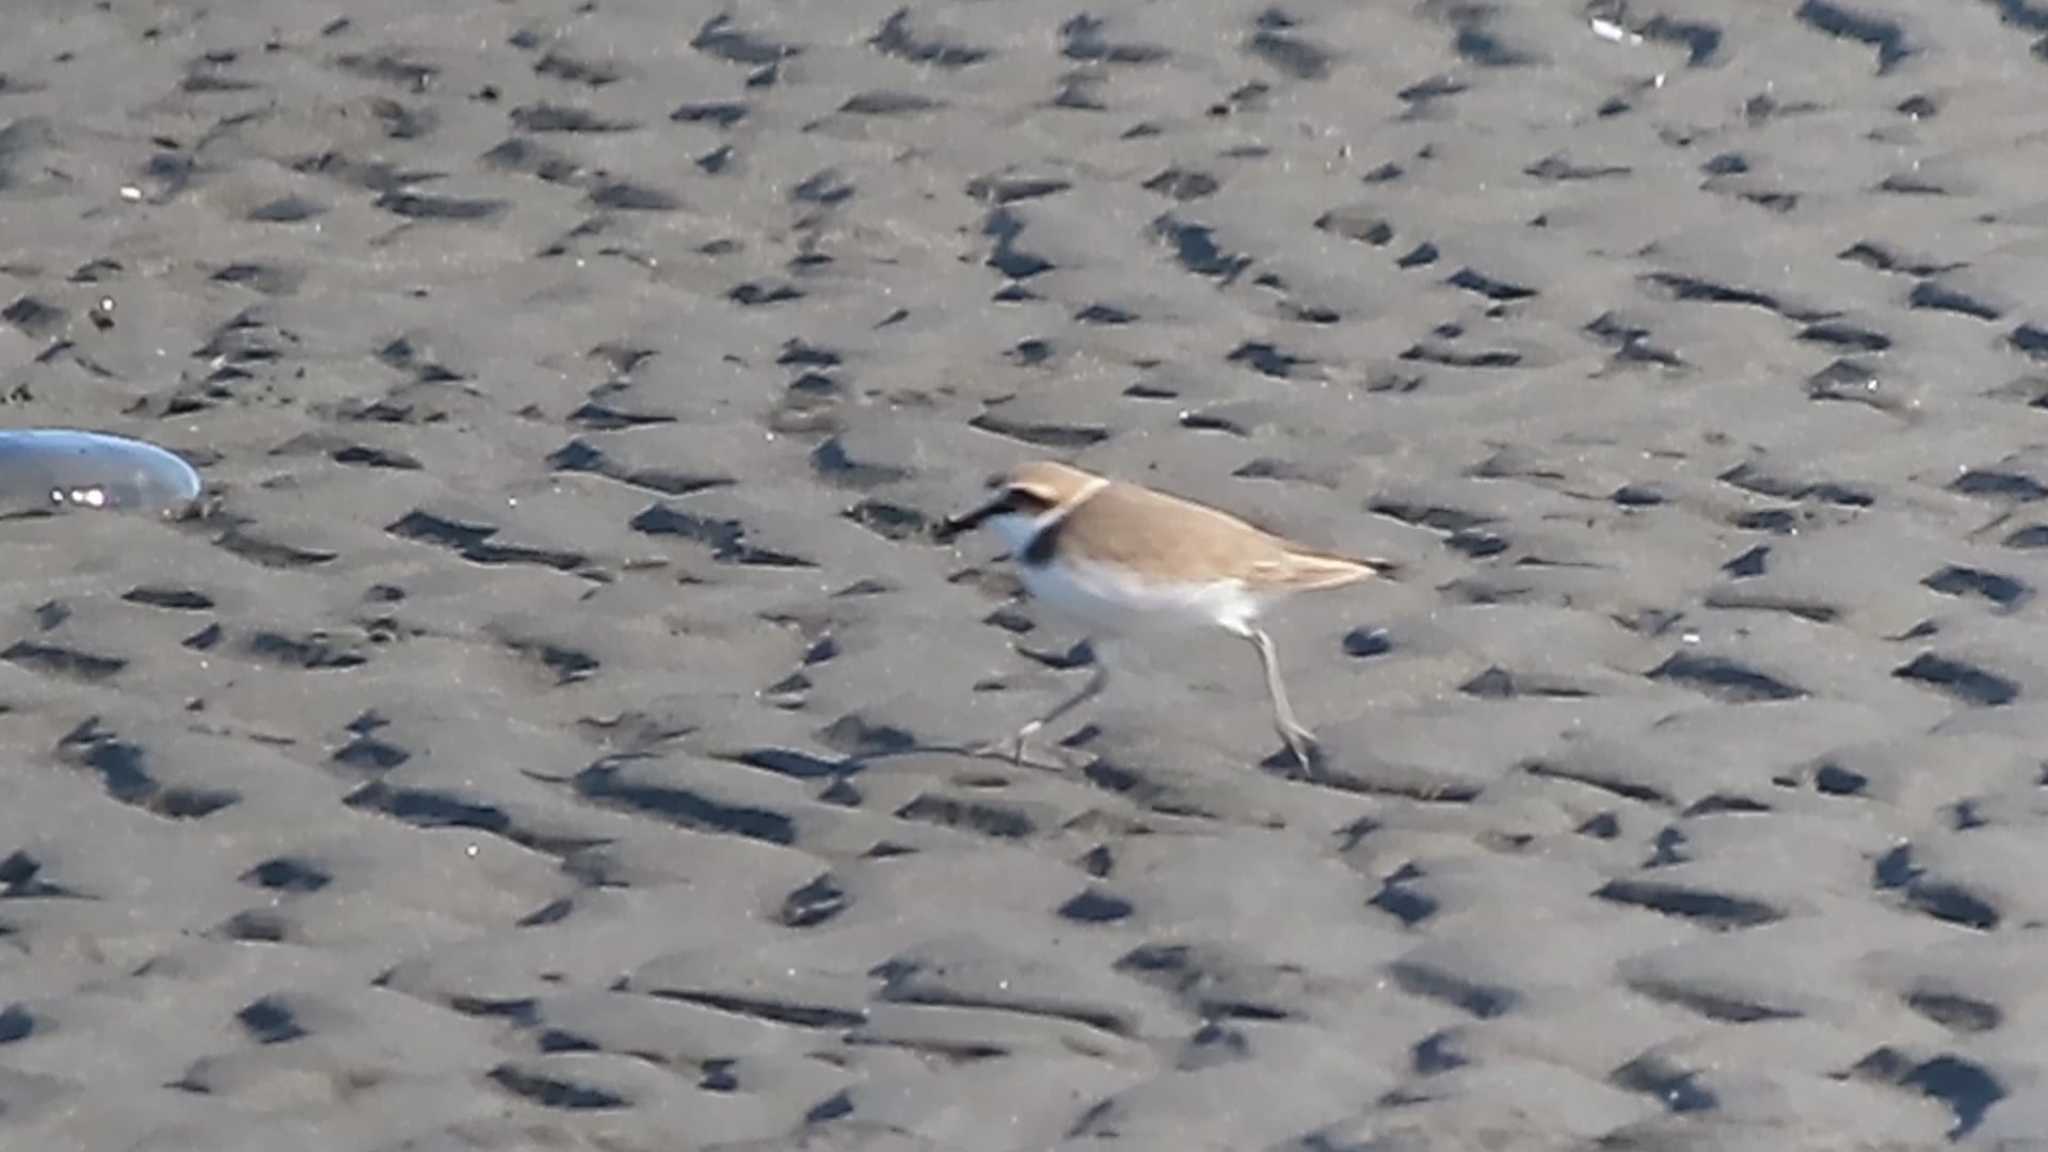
2, 1, 2047, 1147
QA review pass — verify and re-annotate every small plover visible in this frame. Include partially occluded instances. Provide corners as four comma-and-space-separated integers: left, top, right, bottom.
935, 460, 1393, 777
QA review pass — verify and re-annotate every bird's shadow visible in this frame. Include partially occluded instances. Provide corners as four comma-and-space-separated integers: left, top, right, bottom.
847, 726, 1362, 794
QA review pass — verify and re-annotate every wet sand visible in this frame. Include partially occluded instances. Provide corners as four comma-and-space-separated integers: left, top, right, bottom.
3, 0, 2048, 1147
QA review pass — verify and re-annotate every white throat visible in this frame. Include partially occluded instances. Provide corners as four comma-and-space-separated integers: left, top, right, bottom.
988, 511, 1046, 556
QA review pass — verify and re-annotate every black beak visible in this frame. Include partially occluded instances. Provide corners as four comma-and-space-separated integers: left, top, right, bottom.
933, 491, 1013, 543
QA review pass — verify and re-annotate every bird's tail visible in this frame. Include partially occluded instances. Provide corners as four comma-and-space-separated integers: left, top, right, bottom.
1278, 547, 1400, 590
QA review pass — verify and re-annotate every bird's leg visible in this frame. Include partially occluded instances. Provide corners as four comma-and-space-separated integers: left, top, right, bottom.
1239, 624, 1323, 780
1007, 654, 1109, 767
968, 641, 1110, 769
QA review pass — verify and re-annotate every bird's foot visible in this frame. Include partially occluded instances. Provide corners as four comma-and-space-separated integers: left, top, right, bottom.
1279, 723, 1326, 782
964, 720, 1073, 772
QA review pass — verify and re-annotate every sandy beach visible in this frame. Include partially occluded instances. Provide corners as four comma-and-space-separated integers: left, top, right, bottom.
5, 0, 2048, 1147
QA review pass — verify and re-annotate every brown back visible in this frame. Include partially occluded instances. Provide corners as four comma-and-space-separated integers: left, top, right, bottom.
1053, 479, 1382, 590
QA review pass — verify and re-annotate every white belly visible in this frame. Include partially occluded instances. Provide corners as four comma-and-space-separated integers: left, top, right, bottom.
984, 509, 1263, 634
1017, 554, 1259, 635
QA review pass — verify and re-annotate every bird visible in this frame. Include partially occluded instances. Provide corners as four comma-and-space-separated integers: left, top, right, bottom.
934, 460, 1394, 778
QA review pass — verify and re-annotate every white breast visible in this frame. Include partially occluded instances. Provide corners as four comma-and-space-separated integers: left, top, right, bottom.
987, 509, 1263, 633
1017, 550, 1259, 634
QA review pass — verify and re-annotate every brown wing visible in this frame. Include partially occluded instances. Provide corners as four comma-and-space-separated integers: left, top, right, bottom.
1248, 546, 1386, 591
1056, 481, 1385, 590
